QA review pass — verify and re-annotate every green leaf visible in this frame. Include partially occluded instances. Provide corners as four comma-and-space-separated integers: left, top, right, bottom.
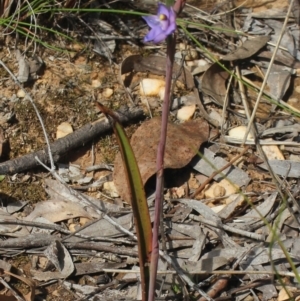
96, 103, 152, 301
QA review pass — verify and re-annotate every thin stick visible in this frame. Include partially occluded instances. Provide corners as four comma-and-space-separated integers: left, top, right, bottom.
0, 106, 143, 174
0, 218, 132, 244
189, 214, 264, 241
190, 146, 249, 198
235, 66, 251, 120
102, 269, 294, 277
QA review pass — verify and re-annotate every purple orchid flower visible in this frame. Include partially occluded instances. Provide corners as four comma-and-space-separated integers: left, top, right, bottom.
142, 3, 176, 44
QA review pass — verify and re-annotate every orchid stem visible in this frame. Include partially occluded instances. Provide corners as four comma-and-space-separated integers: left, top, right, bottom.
148, 32, 176, 301
146, 1, 185, 300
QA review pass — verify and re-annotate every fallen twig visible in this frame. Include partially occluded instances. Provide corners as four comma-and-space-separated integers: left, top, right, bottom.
0, 218, 133, 244
0, 106, 143, 174
0, 233, 138, 257
189, 214, 265, 241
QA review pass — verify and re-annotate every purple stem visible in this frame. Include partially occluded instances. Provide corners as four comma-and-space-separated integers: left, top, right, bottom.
147, 33, 176, 301
147, 3, 186, 300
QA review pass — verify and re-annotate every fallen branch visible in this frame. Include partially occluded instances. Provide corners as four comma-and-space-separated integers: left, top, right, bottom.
0, 233, 138, 257
0, 106, 144, 174
189, 214, 265, 241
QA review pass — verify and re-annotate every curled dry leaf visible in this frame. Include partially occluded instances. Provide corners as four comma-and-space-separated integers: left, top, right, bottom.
44, 241, 74, 274
202, 37, 269, 106
201, 61, 230, 105
113, 117, 209, 203
221, 36, 270, 61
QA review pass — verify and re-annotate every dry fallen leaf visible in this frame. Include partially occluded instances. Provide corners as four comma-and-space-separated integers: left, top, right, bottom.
221, 36, 270, 61
40, 240, 74, 279
113, 117, 209, 203
201, 61, 230, 105
24, 199, 93, 223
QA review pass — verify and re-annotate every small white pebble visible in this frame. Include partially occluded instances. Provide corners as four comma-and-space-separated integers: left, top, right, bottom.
158, 86, 165, 100
103, 181, 119, 198
213, 185, 226, 197
102, 88, 113, 98
228, 126, 253, 140
295, 86, 300, 93
177, 105, 196, 121
17, 89, 26, 98
140, 78, 165, 96
56, 122, 73, 139
91, 79, 101, 88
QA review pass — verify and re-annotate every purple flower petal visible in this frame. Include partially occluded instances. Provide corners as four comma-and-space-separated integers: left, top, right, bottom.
144, 26, 163, 42
144, 32, 153, 42
153, 31, 167, 43
165, 21, 176, 35
157, 3, 170, 19
160, 19, 169, 31
168, 7, 176, 24
142, 2, 176, 44
142, 15, 160, 28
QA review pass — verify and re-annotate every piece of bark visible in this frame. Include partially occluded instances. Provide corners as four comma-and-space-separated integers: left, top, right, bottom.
0, 106, 143, 174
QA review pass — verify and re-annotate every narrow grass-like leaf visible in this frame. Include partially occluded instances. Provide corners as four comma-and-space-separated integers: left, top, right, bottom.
96, 102, 152, 301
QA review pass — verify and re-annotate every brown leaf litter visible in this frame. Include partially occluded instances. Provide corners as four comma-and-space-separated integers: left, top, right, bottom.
113, 117, 209, 203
